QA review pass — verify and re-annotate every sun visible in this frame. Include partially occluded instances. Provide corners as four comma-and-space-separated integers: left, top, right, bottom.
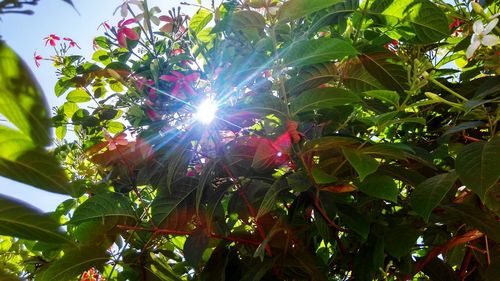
195, 99, 218, 124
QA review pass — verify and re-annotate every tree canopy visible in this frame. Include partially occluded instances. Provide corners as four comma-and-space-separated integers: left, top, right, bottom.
0, 0, 499, 280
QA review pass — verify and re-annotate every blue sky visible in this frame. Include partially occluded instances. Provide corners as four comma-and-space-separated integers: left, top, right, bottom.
0, 0, 203, 212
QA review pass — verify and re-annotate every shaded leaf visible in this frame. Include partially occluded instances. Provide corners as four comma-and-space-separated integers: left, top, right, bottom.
410, 171, 458, 222
341, 58, 384, 92
0, 269, 20, 281
321, 184, 356, 193
0, 42, 50, 146
359, 52, 407, 93
456, 136, 500, 201
357, 174, 398, 202
184, 228, 209, 268
0, 194, 70, 244
256, 177, 288, 219
152, 179, 197, 227
342, 147, 379, 181
441, 204, 500, 243
384, 224, 421, 258
285, 63, 338, 96
337, 205, 370, 240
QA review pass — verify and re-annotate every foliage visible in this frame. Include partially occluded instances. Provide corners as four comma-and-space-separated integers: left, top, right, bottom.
1, 0, 499, 280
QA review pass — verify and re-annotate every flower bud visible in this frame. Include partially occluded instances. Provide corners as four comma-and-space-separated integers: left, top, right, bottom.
472, 2, 484, 15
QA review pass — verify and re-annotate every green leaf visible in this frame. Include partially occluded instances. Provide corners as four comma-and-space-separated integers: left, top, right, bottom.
287, 171, 311, 192
361, 143, 414, 160
183, 228, 209, 267
357, 174, 398, 202
363, 90, 400, 107
66, 88, 91, 103
256, 177, 288, 219
410, 172, 458, 222
421, 257, 459, 281
278, 0, 343, 22
37, 246, 109, 281
337, 205, 370, 240
0, 126, 71, 195
190, 9, 213, 34
0, 42, 50, 146
441, 204, 500, 243
230, 10, 266, 31
0, 269, 20, 281
290, 87, 360, 116
196, 159, 217, 214
359, 52, 407, 93
342, 147, 379, 181
368, 0, 449, 44
200, 245, 229, 281
92, 50, 111, 65
70, 192, 137, 225
311, 166, 337, 184
384, 224, 421, 258
283, 38, 358, 67
152, 180, 197, 226
456, 136, 500, 201
342, 59, 384, 92
0, 194, 70, 244
285, 63, 338, 96
303, 136, 360, 153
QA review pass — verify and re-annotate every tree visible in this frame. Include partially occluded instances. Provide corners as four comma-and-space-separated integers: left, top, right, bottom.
0, 0, 499, 280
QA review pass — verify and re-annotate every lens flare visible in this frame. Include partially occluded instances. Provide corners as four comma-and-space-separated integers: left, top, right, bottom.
195, 99, 217, 124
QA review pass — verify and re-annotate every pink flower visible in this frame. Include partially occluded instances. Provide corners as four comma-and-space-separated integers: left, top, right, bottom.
97, 21, 111, 31
117, 18, 139, 48
449, 18, 463, 30
159, 71, 199, 98
159, 16, 174, 33
146, 108, 161, 121
136, 77, 157, 99
33, 52, 43, 68
43, 34, 60, 47
104, 132, 128, 151
63, 37, 81, 49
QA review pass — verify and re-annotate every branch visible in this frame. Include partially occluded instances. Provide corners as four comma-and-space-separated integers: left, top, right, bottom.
405, 229, 484, 280
117, 225, 262, 246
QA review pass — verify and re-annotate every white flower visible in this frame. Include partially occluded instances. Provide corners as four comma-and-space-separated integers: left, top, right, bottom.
114, 0, 143, 18
466, 18, 499, 59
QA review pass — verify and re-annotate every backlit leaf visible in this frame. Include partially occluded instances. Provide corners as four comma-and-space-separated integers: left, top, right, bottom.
66, 88, 91, 103
37, 246, 109, 281
70, 192, 137, 225
0, 194, 69, 244
290, 87, 360, 116
283, 38, 358, 67
368, 0, 449, 44
278, 0, 343, 22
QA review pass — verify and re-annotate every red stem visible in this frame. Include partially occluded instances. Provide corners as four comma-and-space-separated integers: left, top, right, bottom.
117, 225, 261, 246
221, 165, 273, 256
